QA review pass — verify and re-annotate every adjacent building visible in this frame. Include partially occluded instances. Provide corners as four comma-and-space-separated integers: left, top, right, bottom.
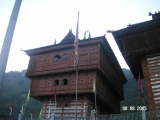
112, 12, 160, 111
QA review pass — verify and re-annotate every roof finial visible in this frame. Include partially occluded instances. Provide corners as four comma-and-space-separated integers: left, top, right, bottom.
88, 32, 91, 38
87, 30, 91, 38
149, 11, 160, 20
54, 39, 56, 44
127, 23, 131, 27
84, 30, 86, 39
149, 12, 152, 16
69, 29, 72, 32
107, 30, 114, 33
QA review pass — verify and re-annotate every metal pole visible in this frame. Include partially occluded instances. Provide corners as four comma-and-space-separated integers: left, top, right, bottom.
55, 95, 56, 113
141, 78, 146, 120
76, 65, 78, 119
0, 0, 22, 94
141, 87, 145, 106
18, 113, 22, 120
48, 97, 51, 118
75, 12, 79, 120
142, 110, 146, 120
95, 80, 97, 112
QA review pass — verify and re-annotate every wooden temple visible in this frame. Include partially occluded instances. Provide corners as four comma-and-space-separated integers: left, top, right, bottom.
112, 12, 160, 111
24, 30, 127, 117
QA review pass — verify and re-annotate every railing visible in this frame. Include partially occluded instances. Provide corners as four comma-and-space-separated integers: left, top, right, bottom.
0, 111, 160, 120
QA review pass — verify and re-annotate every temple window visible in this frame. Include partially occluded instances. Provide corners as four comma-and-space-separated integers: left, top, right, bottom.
63, 79, 68, 85
53, 55, 61, 61
55, 79, 59, 85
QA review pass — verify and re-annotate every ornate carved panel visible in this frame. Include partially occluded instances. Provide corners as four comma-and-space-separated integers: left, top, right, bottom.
39, 80, 45, 87
79, 77, 85, 84
88, 77, 94, 83
45, 80, 52, 87
70, 77, 76, 85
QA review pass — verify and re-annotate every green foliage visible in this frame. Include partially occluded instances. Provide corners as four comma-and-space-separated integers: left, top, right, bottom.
0, 70, 41, 116
120, 68, 147, 113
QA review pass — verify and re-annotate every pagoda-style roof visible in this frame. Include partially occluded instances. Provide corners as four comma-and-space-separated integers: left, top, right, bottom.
112, 19, 160, 51
60, 30, 75, 44
112, 14, 160, 78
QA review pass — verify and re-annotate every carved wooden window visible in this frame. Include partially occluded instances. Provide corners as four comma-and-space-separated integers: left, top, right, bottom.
55, 79, 59, 85
53, 55, 61, 61
63, 79, 68, 85
61, 53, 70, 59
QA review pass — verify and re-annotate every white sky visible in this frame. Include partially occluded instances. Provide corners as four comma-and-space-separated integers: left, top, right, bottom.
0, 0, 159, 72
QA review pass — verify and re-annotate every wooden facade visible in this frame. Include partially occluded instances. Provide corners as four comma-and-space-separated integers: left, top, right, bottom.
25, 30, 127, 117
112, 12, 160, 111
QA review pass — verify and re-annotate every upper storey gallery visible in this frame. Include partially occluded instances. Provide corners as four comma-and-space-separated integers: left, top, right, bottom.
25, 30, 126, 85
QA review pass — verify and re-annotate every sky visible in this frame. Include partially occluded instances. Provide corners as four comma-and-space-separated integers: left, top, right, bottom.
0, 0, 159, 72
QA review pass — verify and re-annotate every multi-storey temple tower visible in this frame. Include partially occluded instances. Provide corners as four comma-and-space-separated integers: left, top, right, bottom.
112, 12, 160, 111
25, 30, 127, 117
